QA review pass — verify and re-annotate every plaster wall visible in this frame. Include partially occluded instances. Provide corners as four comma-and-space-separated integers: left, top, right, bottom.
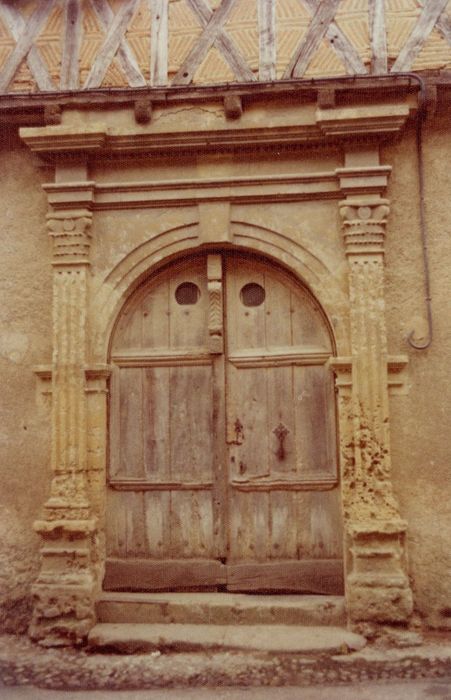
0, 135, 52, 632
0, 106, 450, 633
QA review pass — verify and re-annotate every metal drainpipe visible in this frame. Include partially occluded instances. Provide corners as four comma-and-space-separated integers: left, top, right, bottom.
226, 71, 432, 350
295, 72, 431, 350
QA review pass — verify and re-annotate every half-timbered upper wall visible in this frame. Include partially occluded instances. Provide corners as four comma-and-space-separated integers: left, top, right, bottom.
0, 0, 450, 94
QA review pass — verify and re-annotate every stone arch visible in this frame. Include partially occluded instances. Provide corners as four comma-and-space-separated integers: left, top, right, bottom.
90, 219, 349, 363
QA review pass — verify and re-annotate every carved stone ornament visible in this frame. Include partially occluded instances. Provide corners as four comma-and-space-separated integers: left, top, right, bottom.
47, 212, 93, 265
207, 254, 224, 354
339, 199, 390, 256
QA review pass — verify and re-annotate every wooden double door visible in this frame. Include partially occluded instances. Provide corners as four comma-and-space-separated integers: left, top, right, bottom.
105, 252, 343, 593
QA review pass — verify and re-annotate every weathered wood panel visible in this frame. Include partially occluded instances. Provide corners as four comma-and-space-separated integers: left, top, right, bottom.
369, 0, 387, 75
104, 558, 226, 591
107, 253, 342, 592
227, 559, 344, 594
119, 368, 144, 478
293, 365, 337, 478
150, 0, 168, 86
258, 0, 276, 81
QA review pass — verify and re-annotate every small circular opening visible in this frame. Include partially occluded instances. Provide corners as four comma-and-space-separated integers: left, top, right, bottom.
175, 282, 200, 305
240, 283, 265, 307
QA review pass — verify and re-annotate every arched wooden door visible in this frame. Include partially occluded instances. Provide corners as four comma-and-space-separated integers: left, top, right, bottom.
105, 253, 343, 593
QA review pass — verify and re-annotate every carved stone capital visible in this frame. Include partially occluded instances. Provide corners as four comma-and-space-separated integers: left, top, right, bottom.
46, 211, 93, 266
339, 198, 390, 256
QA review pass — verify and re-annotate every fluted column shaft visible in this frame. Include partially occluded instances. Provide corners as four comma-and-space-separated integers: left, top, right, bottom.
337, 196, 413, 625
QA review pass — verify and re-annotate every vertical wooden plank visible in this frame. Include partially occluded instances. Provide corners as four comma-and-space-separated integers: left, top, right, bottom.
264, 273, 292, 347
291, 288, 331, 350
169, 262, 208, 350
106, 490, 127, 557
60, 0, 82, 89
144, 490, 170, 557
266, 366, 295, 476
227, 257, 266, 352
369, 0, 387, 74
125, 491, 148, 557
229, 491, 269, 562
169, 365, 213, 481
114, 301, 143, 350
258, 0, 276, 81
143, 367, 170, 480
109, 365, 121, 479
270, 491, 298, 559
309, 491, 343, 559
150, 0, 168, 86
228, 366, 268, 479
293, 365, 336, 478
119, 368, 144, 478
141, 279, 170, 349
170, 490, 214, 558
212, 352, 228, 559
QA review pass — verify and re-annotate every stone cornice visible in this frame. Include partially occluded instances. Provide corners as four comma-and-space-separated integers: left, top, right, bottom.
20, 102, 412, 160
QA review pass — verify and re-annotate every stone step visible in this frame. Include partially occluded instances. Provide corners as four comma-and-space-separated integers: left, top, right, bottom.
96, 592, 346, 627
88, 622, 365, 655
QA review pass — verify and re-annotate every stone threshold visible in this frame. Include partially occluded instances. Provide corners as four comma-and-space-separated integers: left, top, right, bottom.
96, 592, 347, 627
87, 622, 365, 654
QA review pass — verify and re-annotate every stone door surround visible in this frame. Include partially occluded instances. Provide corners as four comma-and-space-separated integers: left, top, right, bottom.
22, 99, 413, 645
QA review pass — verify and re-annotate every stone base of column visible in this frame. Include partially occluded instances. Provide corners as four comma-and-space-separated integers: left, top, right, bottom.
29, 580, 96, 646
29, 517, 98, 646
346, 521, 414, 624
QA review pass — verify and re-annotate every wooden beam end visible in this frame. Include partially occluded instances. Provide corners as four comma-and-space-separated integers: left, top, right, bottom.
317, 88, 336, 109
224, 94, 243, 120
44, 103, 62, 126
134, 98, 152, 125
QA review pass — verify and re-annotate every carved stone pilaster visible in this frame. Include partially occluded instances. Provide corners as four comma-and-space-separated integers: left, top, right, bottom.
30, 208, 97, 646
337, 196, 413, 625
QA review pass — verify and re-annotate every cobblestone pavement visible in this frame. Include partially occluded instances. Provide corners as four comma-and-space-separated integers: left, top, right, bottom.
1, 679, 451, 699
1, 634, 451, 694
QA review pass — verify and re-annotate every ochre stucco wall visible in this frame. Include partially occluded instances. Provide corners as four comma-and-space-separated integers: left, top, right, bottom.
1, 103, 450, 634
383, 114, 451, 629
0, 134, 52, 632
